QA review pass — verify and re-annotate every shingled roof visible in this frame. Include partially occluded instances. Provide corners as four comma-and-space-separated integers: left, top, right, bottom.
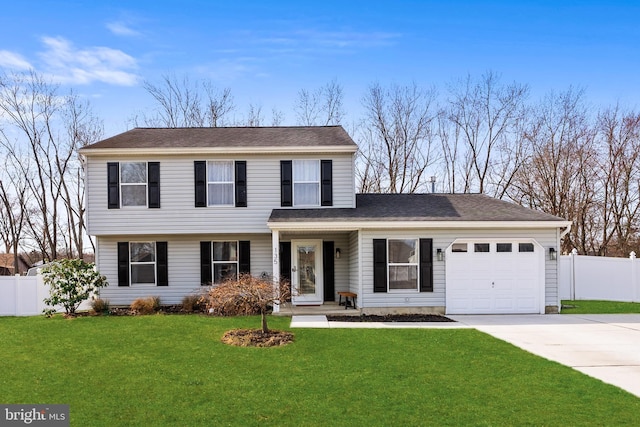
269, 193, 567, 223
81, 126, 357, 151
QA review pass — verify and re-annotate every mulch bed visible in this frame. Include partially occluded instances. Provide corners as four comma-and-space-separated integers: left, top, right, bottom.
221, 329, 294, 347
326, 314, 455, 322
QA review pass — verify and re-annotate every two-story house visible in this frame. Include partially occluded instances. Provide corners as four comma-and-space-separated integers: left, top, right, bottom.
79, 126, 570, 314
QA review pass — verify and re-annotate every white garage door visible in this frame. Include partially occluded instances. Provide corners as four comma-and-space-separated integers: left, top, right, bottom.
445, 240, 544, 314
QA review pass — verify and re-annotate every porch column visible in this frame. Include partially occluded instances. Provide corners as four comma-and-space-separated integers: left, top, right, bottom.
271, 229, 281, 313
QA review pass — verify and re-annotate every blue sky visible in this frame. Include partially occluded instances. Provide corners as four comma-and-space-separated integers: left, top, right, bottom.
1, 0, 638, 136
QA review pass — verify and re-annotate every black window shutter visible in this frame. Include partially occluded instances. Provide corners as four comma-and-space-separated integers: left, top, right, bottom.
148, 162, 160, 208
156, 242, 168, 286
194, 161, 207, 207
107, 162, 120, 209
279, 242, 291, 283
280, 160, 292, 207
323, 241, 335, 301
321, 160, 333, 206
239, 240, 251, 274
235, 161, 247, 207
200, 241, 212, 285
373, 239, 387, 293
117, 242, 129, 286
419, 238, 434, 292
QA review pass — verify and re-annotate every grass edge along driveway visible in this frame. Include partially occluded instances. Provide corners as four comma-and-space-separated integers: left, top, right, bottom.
0, 315, 638, 426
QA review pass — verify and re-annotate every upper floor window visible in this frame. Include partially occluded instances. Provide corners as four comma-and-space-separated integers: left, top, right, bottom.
281, 159, 332, 207
293, 160, 320, 206
208, 161, 234, 206
108, 161, 160, 209
120, 162, 147, 207
194, 161, 247, 208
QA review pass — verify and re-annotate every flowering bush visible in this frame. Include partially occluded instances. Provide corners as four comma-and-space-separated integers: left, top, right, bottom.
42, 259, 108, 317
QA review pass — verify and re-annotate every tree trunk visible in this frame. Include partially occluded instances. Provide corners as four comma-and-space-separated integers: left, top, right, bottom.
261, 311, 269, 334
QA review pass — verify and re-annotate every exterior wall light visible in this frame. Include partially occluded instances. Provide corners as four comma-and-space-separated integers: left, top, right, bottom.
549, 247, 557, 261
436, 248, 444, 261
335, 248, 341, 259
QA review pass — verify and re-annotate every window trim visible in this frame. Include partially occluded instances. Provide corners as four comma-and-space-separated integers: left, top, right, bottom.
211, 240, 239, 284
129, 241, 156, 286
207, 160, 235, 207
293, 159, 321, 207
120, 161, 148, 208
387, 238, 419, 292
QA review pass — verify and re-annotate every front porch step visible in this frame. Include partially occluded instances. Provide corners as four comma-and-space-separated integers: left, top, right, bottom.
273, 302, 361, 316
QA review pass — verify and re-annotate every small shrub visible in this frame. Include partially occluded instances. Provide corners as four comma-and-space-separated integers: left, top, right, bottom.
131, 296, 161, 315
181, 294, 205, 313
90, 298, 111, 315
42, 259, 108, 317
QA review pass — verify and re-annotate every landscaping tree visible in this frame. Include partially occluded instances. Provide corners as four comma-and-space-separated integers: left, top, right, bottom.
204, 274, 291, 334
42, 258, 108, 317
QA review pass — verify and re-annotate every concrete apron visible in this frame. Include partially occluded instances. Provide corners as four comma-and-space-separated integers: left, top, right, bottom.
448, 314, 640, 399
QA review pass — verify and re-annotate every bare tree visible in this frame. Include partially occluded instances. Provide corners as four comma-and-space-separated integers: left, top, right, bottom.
596, 106, 640, 256
244, 103, 263, 127
133, 74, 235, 127
294, 79, 345, 126
358, 81, 438, 193
0, 70, 101, 261
510, 88, 598, 254
447, 71, 529, 196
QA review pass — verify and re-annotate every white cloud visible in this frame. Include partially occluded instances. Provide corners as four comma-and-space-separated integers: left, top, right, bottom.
0, 50, 32, 70
106, 21, 141, 37
37, 36, 138, 86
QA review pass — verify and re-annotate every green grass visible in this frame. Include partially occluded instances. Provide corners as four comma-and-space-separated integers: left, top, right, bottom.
562, 300, 640, 314
0, 315, 638, 426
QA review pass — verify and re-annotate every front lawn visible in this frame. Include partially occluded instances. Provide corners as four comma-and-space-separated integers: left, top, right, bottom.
0, 315, 638, 426
562, 300, 640, 314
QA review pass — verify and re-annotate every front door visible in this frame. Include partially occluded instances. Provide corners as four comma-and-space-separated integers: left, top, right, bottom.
291, 240, 323, 305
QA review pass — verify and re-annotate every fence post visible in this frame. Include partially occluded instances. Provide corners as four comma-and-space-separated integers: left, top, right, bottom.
631, 251, 638, 303
570, 249, 578, 300
14, 274, 21, 316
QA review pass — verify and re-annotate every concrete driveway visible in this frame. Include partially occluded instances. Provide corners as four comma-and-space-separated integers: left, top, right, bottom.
448, 314, 640, 398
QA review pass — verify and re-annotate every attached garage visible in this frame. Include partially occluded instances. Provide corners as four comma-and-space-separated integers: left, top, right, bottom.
445, 239, 545, 314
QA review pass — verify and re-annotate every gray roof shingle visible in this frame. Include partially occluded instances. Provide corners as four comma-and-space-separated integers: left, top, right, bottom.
269, 193, 567, 223
81, 126, 357, 150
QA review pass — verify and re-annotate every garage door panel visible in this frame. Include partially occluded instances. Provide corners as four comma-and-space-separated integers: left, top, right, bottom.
446, 240, 542, 314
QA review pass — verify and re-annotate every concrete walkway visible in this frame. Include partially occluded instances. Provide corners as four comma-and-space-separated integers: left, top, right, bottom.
291, 313, 640, 398
449, 314, 640, 399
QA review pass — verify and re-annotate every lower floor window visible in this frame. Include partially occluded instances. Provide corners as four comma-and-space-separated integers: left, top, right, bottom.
388, 239, 418, 290
130, 242, 156, 285
213, 241, 238, 283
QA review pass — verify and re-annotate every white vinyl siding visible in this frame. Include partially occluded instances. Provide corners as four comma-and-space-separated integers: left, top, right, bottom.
359, 228, 559, 310
96, 234, 273, 306
86, 153, 355, 236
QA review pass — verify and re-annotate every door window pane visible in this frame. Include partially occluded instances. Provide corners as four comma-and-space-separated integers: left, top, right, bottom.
297, 245, 317, 294
519, 243, 535, 252
474, 243, 490, 253
452, 243, 467, 253
497, 243, 512, 253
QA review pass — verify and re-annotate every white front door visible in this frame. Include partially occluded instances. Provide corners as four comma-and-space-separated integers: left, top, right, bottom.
291, 240, 323, 305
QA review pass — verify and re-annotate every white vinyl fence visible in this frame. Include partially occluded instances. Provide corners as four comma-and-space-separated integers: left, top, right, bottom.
0, 275, 51, 316
559, 251, 640, 302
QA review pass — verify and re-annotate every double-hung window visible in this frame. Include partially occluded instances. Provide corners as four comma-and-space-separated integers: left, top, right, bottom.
388, 239, 419, 290
208, 161, 234, 206
130, 242, 156, 285
120, 162, 147, 207
212, 241, 238, 283
293, 160, 320, 206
